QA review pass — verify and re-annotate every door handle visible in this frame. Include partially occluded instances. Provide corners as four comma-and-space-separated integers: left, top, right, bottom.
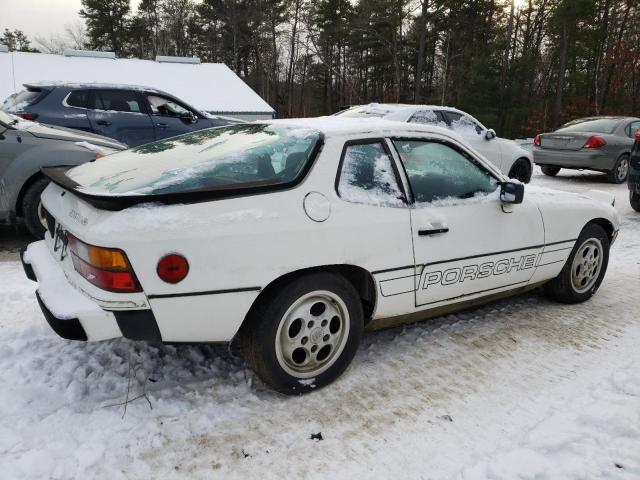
96, 120, 112, 126
418, 227, 449, 236
156, 123, 168, 128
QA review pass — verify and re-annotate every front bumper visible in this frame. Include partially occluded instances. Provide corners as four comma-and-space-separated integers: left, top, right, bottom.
21, 241, 161, 342
533, 148, 614, 172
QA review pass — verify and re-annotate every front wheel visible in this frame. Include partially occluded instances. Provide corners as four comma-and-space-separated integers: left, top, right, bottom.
607, 154, 629, 184
240, 272, 363, 394
544, 224, 609, 303
630, 191, 640, 212
541, 165, 560, 176
508, 158, 532, 183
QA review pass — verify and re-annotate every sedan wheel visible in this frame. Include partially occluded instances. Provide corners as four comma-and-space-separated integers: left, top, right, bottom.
240, 272, 363, 394
608, 154, 629, 184
541, 166, 560, 177
508, 158, 532, 183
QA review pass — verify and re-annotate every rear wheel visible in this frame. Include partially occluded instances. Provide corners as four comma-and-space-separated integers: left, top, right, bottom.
544, 224, 609, 303
508, 158, 532, 183
607, 154, 629, 184
630, 191, 640, 212
240, 272, 363, 394
21, 178, 50, 239
541, 166, 560, 176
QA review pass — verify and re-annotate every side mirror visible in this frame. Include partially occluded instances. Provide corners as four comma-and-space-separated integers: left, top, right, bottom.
485, 129, 496, 140
500, 181, 524, 204
181, 111, 197, 123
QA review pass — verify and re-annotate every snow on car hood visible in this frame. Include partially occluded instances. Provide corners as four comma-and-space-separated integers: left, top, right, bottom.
18, 121, 126, 149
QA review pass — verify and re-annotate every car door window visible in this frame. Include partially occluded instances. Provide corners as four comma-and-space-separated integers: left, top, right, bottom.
93, 90, 142, 113
443, 111, 483, 135
408, 110, 447, 126
337, 142, 404, 207
392, 140, 498, 204
146, 94, 192, 117
65, 90, 90, 108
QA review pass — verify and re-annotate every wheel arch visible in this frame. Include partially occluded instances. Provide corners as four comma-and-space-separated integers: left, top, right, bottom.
15, 171, 47, 217
241, 264, 378, 333
585, 217, 615, 242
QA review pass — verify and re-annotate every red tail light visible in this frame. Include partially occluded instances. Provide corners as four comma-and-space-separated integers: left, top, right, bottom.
533, 134, 541, 147
17, 112, 38, 121
67, 234, 140, 293
157, 254, 189, 284
635, 130, 640, 141
583, 136, 606, 149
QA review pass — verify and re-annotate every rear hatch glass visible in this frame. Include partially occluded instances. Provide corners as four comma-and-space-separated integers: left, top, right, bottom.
2, 87, 46, 112
61, 123, 321, 200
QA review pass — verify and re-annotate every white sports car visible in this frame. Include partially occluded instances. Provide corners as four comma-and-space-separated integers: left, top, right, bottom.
336, 103, 534, 183
22, 118, 619, 394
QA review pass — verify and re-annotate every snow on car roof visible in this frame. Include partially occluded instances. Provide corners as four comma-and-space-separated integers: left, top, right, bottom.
24, 81, 167, 94
261, 116, 462, 138
340, 103, 466, 117
0, 51, 275, 114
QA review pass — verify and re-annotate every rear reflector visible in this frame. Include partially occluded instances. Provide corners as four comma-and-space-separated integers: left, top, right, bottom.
67, 234, 140, 292
533, 134, 541, 147
17, 112, 38, 121
583, 136, 606, 149
157, 254, 189, 284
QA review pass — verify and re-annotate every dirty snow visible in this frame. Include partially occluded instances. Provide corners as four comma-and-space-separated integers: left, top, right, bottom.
0, 167, 639, 479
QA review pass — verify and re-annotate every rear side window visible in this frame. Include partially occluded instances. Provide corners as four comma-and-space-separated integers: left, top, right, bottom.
337, 142, 404, 207
66, 90, 90, 108
92, 90, 142, 113
2, 88, 44, 112
408, 110, 447, 126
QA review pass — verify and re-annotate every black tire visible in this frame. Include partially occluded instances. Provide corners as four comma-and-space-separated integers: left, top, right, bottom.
508, 158, 533, 183
544, 223, 609, 304
21, 178, 50, 239
631, 191, 640, 212
541, 166, 560, 176
607, 154, 629, 184
240, 272, 363, 395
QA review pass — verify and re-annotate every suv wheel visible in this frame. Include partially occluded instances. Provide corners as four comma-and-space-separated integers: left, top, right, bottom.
22, 178, 50, 239
630, 191, 640, 212
240, 272, 363, 394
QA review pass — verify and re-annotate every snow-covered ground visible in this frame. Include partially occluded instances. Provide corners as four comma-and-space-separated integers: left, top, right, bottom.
0, 168, 638, 480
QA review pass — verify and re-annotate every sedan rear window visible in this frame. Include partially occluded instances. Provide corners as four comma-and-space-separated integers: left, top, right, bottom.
67, 124, 321, 196
557, 118, 620, 134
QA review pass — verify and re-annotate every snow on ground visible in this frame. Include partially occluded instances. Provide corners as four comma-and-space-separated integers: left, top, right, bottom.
0, 167, 639, 479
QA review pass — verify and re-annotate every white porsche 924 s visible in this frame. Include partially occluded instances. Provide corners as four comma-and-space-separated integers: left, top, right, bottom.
22, 118, 619, 394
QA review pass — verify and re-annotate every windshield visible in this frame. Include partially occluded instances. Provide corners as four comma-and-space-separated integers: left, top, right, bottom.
557, 118, 620, 134
67, 124, 322, 196
0, 110, 17, 126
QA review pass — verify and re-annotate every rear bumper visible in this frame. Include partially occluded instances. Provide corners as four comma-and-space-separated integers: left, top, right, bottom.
22, 241, 160, 342
533, 148, 614, 171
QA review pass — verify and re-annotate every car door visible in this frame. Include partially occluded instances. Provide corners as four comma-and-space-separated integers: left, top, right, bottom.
86, 89, 155, 147
442, 110, 504, 170
334, 139, 415, 318
389, 138, 544, 308
143, 93, 204, 140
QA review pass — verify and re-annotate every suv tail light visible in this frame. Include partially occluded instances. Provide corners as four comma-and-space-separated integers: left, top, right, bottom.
533, 134, 541, 147
17, 112, 38, 121
67, 234, 140, 292
583, 135, 606, 149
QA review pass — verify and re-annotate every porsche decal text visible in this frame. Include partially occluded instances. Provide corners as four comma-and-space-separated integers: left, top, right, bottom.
422, 254, 538, 289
